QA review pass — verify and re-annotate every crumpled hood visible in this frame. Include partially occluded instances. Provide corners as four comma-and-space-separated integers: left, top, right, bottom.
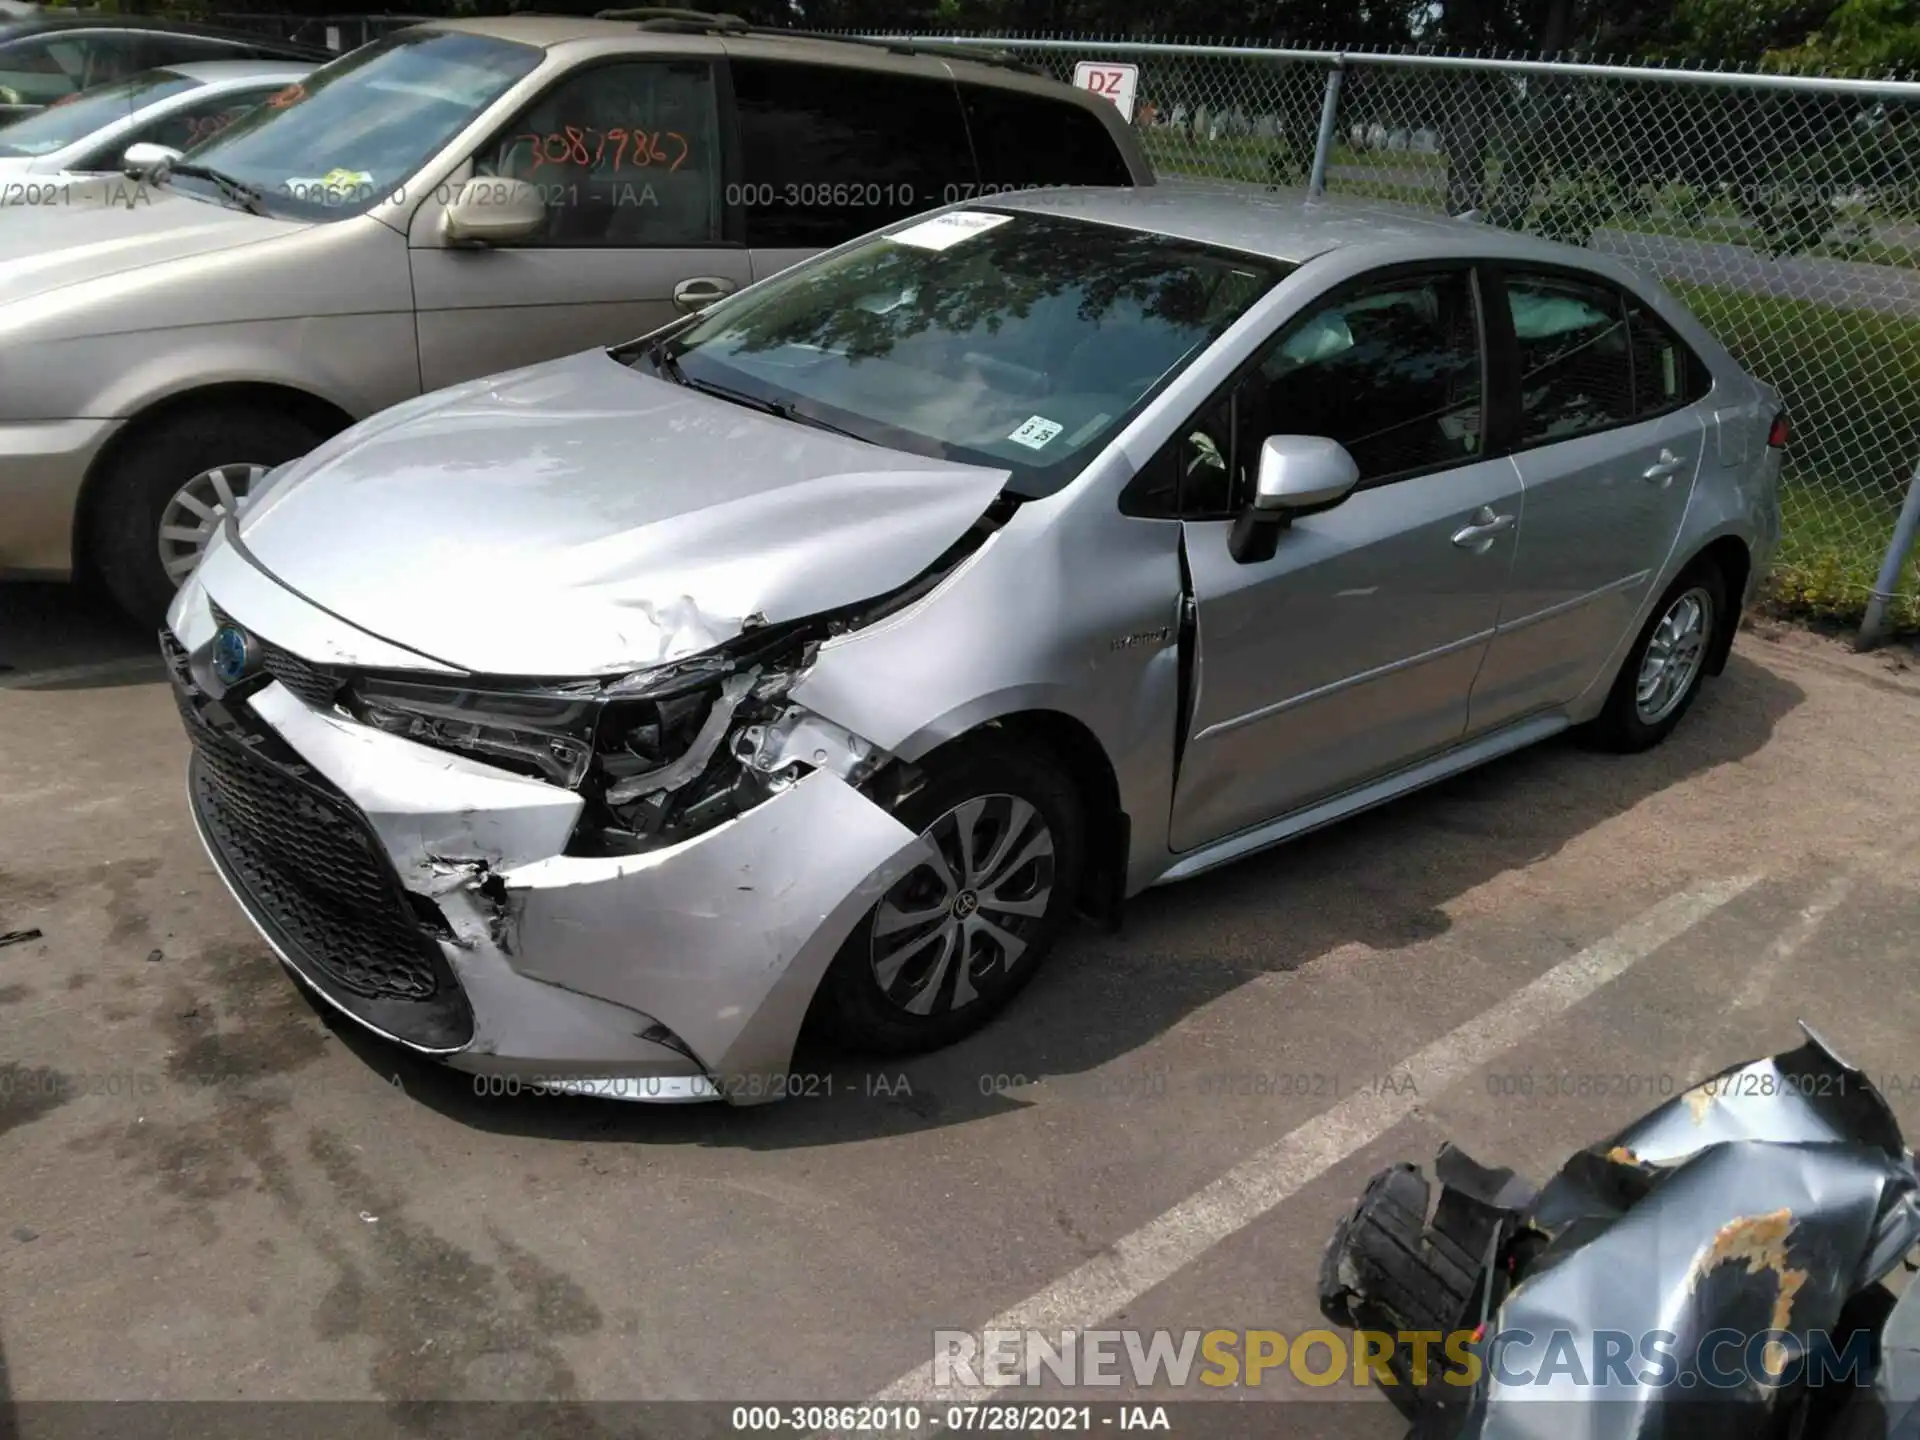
235, 348, 1013, 677
0, 184, 297, 304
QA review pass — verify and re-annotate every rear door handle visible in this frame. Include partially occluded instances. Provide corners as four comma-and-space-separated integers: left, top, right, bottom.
1643, 448, 1690, 481
1451, 506, 1515, 552
673, 275, 735, 313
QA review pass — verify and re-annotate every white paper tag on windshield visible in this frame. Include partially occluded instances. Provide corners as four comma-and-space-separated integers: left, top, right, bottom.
888, 210, 1014, 251
1009, 415, 1065, 450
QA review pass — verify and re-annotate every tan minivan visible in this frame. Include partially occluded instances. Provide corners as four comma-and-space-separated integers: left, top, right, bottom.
0, 12, 1150, 620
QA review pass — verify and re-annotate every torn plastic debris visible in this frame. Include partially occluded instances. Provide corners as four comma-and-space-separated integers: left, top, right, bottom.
1317, 1023, 1920, 1440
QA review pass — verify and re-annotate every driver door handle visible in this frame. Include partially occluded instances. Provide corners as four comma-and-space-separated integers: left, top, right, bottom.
1643, 448, 1690, 481
1451, 506, 1515, 552
673, 276, 736, 313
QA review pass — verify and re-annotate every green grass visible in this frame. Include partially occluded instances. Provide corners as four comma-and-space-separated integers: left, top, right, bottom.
1670, 282, 1920, 632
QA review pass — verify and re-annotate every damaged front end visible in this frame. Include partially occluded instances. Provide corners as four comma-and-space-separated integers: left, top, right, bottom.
1318, 1025, 1920, 1440
345, 620, 884, 861
322, 491, 1020, 860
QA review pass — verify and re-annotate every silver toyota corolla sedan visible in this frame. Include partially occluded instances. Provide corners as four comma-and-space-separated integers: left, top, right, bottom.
164, 184, 1784, 1104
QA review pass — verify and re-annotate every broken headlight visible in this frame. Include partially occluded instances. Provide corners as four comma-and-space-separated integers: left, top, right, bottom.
345, 639, 886, 857
350, 678, 599, 788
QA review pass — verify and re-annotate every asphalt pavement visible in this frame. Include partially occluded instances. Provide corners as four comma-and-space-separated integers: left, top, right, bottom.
2, 581, 1919, 1435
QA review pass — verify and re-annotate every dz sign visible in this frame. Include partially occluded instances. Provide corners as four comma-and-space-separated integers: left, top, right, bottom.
1072, 61, 1140, 123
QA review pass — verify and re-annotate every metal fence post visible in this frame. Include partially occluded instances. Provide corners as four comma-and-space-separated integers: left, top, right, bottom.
1307, 57, 1344, 199
1857, 459, 1920, 650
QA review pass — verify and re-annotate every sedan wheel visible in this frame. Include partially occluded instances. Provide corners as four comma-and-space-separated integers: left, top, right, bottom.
1634, 585, 1713, 726
815, 735, 1084, 1055
1584, 559, 1728, 754
157, 462, 273, 584
870, 795, 1056, 1017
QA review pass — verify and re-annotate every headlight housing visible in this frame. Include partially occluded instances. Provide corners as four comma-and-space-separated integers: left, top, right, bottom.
344, 628, 885, 856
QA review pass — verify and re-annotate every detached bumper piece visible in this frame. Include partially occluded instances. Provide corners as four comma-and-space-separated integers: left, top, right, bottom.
1315, 1025, 1920, 1440
164, 630, 474, 1050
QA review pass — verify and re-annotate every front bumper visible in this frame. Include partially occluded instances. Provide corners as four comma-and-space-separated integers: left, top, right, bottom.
0, 417, 122, 577
166, 563, 924, 1106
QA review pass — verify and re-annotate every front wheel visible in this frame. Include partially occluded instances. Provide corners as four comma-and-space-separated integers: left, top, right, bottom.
814, 736, 1084, 1055
1582, 560, 1727, 753
87, 407, 326, 626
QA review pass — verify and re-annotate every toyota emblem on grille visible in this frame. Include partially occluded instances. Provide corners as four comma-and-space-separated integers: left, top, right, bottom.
211, 624, 258, 686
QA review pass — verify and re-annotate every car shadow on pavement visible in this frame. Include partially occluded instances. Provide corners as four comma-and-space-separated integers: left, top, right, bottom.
320, 649, 1805, 1148
0, 582, 157, 691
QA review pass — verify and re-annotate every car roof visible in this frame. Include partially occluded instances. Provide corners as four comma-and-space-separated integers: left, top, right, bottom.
0, 15, 328, 53
412, 14, 1074, 88
161, 58, 316, 85
990, 179, 1638, 275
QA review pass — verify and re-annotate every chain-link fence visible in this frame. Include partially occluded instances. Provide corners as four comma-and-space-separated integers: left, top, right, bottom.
858, 36, 1920, 637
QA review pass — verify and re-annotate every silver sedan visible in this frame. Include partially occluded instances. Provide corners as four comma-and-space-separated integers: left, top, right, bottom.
0, 59, 312, 186
164, 183, 1784, 1103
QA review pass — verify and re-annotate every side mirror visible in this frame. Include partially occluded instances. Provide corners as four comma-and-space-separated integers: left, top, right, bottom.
121, 141, 181, 179
440, 176, 545, 247
1229, 435, 1360, 564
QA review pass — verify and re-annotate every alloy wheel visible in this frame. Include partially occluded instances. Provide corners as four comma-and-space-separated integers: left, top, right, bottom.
868, 793, 1056, 1017
1635, 585, 1713, 725
157, 462, 272, 584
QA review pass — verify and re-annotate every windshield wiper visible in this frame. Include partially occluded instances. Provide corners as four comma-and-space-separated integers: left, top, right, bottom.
164, 161, 268, 216
644, 337, 688, 385
675, 372, 872, 444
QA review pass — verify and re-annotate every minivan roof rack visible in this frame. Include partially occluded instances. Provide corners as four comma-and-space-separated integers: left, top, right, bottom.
589, 7, 1039, 72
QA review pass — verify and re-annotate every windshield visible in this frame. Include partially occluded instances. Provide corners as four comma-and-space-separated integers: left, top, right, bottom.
657, 211, 1285, 495
0, 71, 198, 157
167, 30, 541, 220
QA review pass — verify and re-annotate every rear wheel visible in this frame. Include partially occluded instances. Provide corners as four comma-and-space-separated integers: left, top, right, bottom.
1583, 559, 1727, 753
814, 736, 1084, 1055
87, 407, 325, 626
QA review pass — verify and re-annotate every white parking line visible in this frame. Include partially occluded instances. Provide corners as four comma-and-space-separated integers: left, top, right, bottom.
871, 874, 1763, 1404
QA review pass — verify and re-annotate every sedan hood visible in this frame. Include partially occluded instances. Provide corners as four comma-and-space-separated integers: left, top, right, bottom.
234, 348, 1013, 677
0, 183, 296, 303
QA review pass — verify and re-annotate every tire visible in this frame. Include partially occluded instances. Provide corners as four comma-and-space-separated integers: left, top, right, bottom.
87, 407, 326, 627
813, 735, 1084, 1056
1582, 558, 1728, 754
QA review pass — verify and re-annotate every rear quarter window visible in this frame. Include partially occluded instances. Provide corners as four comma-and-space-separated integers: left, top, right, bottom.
959, 84, 1134, 191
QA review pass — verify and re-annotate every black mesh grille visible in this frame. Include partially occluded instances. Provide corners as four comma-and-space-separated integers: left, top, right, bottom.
165, 630, 471, 1043
260, 643, 345, 709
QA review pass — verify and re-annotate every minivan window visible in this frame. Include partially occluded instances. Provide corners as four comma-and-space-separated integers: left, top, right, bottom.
651, 210, 1284, 495
0, 68, 196, 156
1507, 273, 1634, 445
164, 29, 541, 220
731, 59, 975, 248
478, 59, 721, 247
959, 86, 1133, 192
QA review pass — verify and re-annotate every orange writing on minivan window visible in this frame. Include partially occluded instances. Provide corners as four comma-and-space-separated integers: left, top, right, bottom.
515, 127, 688, 173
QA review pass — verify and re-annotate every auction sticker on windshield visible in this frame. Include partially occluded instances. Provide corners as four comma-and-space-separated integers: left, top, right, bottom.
887, 210, 1014, 251
1009, 415, 1065, 450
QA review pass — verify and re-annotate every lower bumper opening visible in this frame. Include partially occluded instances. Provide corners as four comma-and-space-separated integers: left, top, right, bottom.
169, 630, 475, 1052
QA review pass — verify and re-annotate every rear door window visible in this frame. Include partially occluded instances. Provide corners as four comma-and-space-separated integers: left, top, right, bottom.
730, 59, 975, 248
1505, 272, 1635, 445
958, 84, 1133, 194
